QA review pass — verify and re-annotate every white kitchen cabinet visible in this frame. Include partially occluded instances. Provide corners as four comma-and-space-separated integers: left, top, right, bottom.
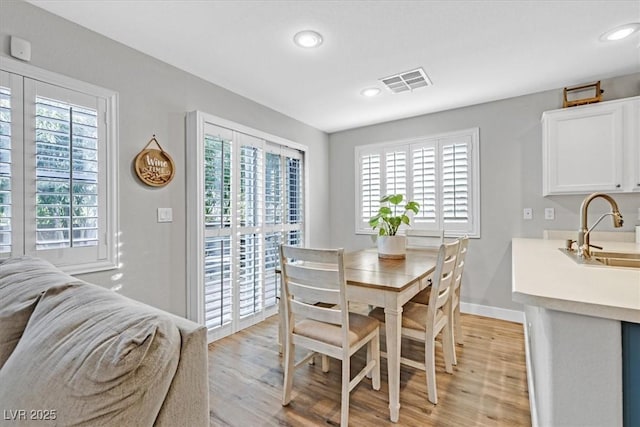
542, 96, 640, 196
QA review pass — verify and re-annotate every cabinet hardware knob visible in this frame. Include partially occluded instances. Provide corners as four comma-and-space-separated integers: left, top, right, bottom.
616, 184, 621, 188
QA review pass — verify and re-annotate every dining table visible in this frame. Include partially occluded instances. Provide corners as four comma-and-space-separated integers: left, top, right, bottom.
278, 247, 439, 423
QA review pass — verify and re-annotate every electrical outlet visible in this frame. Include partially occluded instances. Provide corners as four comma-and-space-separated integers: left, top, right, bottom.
544, 208, 555, 220
523, 208, 533, 220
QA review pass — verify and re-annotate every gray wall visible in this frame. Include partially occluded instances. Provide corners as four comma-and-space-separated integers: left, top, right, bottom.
2, 1, 638, 317
329, 73, 640, 311
0, 1, 330, 317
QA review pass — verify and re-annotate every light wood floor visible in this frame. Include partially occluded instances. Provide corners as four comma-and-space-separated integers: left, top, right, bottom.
208, 313, 531, 426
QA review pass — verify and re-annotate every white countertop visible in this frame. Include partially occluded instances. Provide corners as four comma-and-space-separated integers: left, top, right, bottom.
512, 238, 640, 323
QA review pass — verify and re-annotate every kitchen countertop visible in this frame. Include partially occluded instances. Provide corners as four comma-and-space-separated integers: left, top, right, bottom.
512, 238, 640, 323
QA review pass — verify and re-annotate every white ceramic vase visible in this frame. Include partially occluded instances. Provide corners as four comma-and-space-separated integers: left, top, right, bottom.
377, 235, 406, 259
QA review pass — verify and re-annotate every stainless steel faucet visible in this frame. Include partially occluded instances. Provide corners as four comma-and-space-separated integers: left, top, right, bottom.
577, 193, 624, 259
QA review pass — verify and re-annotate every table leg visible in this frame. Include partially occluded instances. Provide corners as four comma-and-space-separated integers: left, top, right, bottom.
385, 306, 403, 423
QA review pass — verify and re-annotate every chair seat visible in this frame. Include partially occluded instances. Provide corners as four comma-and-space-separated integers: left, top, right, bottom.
369, 302, 444, 333
410, 287, 431, 305
294, 313, 379, 347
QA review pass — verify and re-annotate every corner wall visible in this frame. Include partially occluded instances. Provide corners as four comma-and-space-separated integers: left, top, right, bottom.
0, 0, 330, 317
328, 73, 640, 312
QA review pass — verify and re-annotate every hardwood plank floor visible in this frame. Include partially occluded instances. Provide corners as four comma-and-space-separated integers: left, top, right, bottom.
208, 313, 531, 426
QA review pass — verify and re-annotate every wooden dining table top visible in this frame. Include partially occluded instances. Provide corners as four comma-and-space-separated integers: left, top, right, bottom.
342, 248, 439, 291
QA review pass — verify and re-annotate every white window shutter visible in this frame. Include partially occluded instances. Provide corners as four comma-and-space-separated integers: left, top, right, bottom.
441, 137, 471, 230
34, 96, 100, 250
204, 236, 233, 330
286, 154, 303, 226
190, 114, 306, 342
204, 127, 233, 229
0, 82, 12, 254
411, 143, 437, 225
355, 128, 479, 237
358, 151, 381, 231
385, 149, 407, 197
265, 152, 282, 225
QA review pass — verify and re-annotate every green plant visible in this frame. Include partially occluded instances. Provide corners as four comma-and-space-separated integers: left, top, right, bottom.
368, 194, 420, 236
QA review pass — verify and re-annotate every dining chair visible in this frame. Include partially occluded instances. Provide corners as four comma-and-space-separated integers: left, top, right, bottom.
407, 229, 444, 305
279, 245, 381, 426
449, 236, 469, 365
405, 228, 444, 249
368, 239, 459, 405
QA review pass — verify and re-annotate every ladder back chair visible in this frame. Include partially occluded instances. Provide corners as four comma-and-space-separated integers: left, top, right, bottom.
279, 245, 381, 426
405, 228, 444, 249
407, 229, 444, 305
449, 236, 469, 365
368, 239, 459, 405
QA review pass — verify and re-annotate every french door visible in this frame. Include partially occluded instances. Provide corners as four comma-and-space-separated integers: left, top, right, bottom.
186, 111, 305, 342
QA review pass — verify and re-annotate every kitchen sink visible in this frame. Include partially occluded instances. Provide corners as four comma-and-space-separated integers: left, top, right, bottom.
591, 251, 640, 269
560, 248, 640, 269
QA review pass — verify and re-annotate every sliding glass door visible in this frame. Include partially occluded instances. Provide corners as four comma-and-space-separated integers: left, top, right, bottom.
186, 111, 305, 342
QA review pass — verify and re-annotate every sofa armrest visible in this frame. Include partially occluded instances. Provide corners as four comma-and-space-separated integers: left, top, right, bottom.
154, 314, 209, 427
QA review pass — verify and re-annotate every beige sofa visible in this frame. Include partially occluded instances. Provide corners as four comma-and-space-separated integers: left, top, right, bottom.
0, 256, 209, 426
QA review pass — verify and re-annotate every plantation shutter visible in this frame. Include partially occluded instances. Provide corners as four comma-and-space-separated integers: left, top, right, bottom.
358, 150, 381, 230
355, 128, 479, 237
385, 148, 407, 198
23, 79, 109, 267
411, 142, 437, 225
285, 150, 304, 246
265, 151, 282, 226
204, 236, 232, 330
237, 133, 263, 321
203, 124, 233, 332
188, 111, 306, 342
264, 147, 284, 310
34, 96, 100, 250
0, 60, 118, 272
0, 75, 13, 254
441, 136, 471, 232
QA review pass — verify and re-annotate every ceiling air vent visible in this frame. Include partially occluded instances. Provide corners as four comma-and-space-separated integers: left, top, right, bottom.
380, 68, 432, 94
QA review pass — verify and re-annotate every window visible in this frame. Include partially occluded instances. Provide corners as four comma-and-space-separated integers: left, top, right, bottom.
355, 128, 480, 237
0, 59, 118, 273
186, 111, 306, 342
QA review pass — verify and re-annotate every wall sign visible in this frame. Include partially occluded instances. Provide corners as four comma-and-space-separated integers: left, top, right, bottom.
134, 135, 175, 187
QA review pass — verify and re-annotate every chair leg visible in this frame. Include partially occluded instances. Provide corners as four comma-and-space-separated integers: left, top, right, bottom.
321, 355, 330, 372
448, 301, 458, 366
442, 320, 455, 374
282, 340, 295, 406
371, 331, 381, 390
341, 357, 350, 426
454, 302, 464, 345
425, 337, 438, 405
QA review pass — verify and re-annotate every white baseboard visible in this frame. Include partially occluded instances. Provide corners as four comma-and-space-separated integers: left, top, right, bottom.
460, 302, 524, 324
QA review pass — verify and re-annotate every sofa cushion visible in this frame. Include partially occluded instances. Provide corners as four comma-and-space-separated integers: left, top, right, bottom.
0, 256, 84, 369
0, 282, 181, 426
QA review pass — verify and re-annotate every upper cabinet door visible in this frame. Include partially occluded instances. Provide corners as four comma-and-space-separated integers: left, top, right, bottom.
542, 96, 638, 196
632, 99, 640, 193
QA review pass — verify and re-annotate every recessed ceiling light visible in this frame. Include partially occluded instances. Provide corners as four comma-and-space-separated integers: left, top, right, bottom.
600, 23, 640, 41
361, 87, 381, 97
293, 30, 323, 48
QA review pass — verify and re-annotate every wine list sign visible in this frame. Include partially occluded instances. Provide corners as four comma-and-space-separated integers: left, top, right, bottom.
134, 135, 175, 187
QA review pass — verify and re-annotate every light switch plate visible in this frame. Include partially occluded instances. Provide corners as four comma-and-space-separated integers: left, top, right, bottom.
544, 208, 555, 220
523, 208, 533, 220
157, 207, 173, 223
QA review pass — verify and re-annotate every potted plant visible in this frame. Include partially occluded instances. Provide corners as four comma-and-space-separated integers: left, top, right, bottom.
368, 194, 420, 259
